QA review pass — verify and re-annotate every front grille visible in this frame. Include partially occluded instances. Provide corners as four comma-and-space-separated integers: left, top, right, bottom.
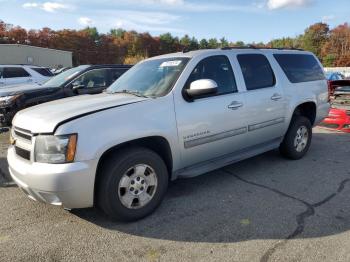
14, 130, 32, 141
15, 146, 30, 160
13, 126, 32, 161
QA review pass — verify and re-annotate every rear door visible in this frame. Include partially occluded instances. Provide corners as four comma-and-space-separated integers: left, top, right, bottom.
3, 67, 33, 86
237, 53, 287, 146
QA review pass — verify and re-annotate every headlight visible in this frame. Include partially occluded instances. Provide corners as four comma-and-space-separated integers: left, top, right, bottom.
34, 134, 77, 164
0, 95, 20, 106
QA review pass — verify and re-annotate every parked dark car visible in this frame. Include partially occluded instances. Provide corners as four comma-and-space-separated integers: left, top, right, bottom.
0, 64, 132, 126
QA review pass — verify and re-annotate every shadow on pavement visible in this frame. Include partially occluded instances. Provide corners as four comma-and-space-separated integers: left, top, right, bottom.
72, 131, 350, 244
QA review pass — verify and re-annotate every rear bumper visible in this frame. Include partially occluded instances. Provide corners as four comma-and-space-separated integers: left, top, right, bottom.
7, 146, 98, 209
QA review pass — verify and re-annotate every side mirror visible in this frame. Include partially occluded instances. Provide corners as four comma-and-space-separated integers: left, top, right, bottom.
71, 81, 85, 92
185, 79, 218, 99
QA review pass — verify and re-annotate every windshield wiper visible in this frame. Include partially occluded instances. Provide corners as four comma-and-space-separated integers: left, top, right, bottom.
112, 90, 149, 98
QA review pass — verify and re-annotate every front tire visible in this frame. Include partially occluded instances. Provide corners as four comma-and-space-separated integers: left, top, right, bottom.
280, 116, 312, 160
97, 147, 168, 221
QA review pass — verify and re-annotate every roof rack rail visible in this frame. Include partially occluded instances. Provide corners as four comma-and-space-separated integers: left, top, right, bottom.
221, 46, 304, 51
221, 44, 257, 50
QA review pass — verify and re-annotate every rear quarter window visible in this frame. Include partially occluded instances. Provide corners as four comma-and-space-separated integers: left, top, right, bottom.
274, 54, 325, 83
31, 67, 53, 77
3, 67, 31, 78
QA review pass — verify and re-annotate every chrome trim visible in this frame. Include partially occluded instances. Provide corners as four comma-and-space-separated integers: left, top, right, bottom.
248, 117, 285, 132
184, 127, 247, 149
12, 126, 33, 161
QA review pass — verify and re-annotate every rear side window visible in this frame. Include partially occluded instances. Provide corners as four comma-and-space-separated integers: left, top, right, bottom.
110, 68, 128, 83
31, 67, 53, 77
274, 54, 325, 83
237, 54, 275, 91
3, 67, 31, 78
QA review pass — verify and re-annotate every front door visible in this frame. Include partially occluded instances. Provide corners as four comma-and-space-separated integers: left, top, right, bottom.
175, 55, 248, 168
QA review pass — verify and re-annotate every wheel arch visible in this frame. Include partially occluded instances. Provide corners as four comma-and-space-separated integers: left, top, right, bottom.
94, 136, 173, 204
292, 101, 317, 126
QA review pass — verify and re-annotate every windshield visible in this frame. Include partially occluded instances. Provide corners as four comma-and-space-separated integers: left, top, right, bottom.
107, 57, 190, 97
42, 66, 89, 87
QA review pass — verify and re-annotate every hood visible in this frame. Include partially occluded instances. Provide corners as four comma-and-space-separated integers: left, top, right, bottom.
13, 93, 147, 133
0, 83, 47, 96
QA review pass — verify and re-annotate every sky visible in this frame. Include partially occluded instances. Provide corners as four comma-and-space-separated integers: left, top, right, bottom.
1, 0, 349, 43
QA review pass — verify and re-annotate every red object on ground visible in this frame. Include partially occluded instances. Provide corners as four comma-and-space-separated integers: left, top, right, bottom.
321, 108, 350, 133
319, 80, 350, 133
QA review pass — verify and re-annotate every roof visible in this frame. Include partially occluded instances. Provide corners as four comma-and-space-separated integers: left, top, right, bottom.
147, 47, 312, 61
0, 44, 72, 54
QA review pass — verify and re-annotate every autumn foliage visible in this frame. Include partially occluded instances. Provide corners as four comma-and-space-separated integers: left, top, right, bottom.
0, 20, 348, 66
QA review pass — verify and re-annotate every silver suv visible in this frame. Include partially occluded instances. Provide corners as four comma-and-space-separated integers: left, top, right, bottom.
8, 48, 330, 221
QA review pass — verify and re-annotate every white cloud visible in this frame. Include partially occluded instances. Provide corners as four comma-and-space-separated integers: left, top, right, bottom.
113, 10, 185, 32
78, 17, 94, 26
140, 0, 184, 5
322, 15, 335, 23
267, 0, 312, 10
119, 0, 257, 12
22, 2, 39, 8
22, 2, 71, 12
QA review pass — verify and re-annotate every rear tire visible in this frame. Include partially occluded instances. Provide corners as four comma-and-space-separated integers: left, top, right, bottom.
280, 116, 312, 160
97, 147, 168, 221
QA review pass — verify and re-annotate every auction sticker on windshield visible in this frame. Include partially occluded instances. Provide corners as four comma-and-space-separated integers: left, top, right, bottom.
160, 60, 183, 67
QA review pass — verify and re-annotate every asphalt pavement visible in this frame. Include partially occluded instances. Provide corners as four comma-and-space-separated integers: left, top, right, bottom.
0, 128, 349, 262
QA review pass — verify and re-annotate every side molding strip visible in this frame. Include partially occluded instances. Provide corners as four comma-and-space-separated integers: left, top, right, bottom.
184, 127, 247, 149
248, 117, 285, 132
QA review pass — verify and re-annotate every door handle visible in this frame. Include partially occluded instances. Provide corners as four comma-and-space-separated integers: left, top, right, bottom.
27, 78, 33, 82
228, 101, 243, 110
271, 93, 282, 101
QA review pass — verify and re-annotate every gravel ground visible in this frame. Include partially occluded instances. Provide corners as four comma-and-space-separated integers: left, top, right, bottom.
0, 127, 349, 262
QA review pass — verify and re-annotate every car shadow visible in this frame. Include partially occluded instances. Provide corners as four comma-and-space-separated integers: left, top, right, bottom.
72, 130, 350, 243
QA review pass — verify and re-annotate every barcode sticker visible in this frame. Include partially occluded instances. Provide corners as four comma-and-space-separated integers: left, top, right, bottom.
160, 60, 182, 67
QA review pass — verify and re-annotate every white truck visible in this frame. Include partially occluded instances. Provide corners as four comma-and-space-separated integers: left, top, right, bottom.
8, 48, 330, 221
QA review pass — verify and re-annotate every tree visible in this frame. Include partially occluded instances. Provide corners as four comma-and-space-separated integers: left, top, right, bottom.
208, 38, 219, 49
220, 37, 229, 48
199, 38, 208, 49
2, 19, 350, 67
180, 34, 191, 49
302, 22, 329, 59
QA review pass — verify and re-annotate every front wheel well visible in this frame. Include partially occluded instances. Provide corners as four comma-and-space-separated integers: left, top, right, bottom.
292, 102, 316, 125
94, 136, 173, 203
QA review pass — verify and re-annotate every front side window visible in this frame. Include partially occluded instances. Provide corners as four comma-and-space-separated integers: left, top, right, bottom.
185, 55, 237, 95
42, 65, 89, 87
3, 67, 31, 78
274, 54, 325, 83
237, 54, 275, 91
73, 69, 109, 88
107, 57, 190, 97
